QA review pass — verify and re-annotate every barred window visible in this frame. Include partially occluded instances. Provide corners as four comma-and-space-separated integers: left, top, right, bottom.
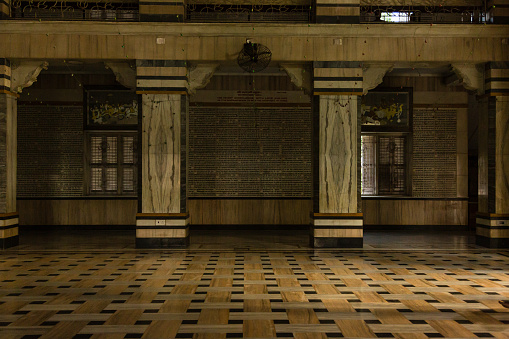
361, 134, 409, 196
86, 132, 137, 195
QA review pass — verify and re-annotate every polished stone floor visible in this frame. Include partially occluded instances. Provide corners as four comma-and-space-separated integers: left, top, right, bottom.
1, 228, 508, 338
13, 227, 479, 251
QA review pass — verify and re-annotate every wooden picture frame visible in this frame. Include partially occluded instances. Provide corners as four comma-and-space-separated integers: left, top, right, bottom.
361, 87, 412, 132
84, 86, 139, 129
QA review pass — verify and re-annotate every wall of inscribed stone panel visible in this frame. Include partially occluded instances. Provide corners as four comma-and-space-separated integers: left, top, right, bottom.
188, 106, 312, 197
412, 108, 457, 197
17, 105, 84, 197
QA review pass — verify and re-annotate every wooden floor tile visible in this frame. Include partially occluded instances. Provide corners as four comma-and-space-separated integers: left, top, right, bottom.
427, 319, 476, 338
0, 249, 508, 338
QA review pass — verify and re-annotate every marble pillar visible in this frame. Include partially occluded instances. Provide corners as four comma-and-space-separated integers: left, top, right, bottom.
0, 59, 18, 249
312, 62, 363, 248
319, 95, 359, 214
135, 60, 189, 248
477, 62, 509, 248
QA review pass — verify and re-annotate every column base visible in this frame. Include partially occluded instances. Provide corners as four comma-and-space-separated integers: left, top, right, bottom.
1, 212, 19, 250
136, 237, 189, 248
136, 213, 189, 249
476, 235, 509, 249
312, 237, 363, 248
311, 213, 363, 248
476, 213, 509, 248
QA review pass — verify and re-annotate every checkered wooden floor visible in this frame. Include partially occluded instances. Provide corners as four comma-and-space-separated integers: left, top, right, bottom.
1, 250, 509, 338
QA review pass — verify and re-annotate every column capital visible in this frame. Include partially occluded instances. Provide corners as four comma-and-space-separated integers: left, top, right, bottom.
187, 63, 219, 95
0, 58, 16, 97
485, 62, 509, 96
280, 63, 312, 95
136, 60, 188, 95
11, 60, 49, 94
313, 61, 363, 96
362, 62, 394, 95
105, 62, 136, 90
451, 63, 484, 95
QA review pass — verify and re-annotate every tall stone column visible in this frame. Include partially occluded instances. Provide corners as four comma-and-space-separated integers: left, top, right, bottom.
135, 60, 189, 248
315, 0, 360, 24
311, 61, 363, 248
0, 58, 18, 249
0, 59, 48, 249
477, 62, 509, 248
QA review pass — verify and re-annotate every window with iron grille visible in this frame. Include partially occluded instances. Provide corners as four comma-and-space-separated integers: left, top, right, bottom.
86, 132, 138, 196
361, 134, 409, 196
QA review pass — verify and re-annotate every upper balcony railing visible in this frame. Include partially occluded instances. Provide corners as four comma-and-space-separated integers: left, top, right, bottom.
10, 0, 139, 21
6, 0, 498, 24
186, 4, 313, 23
360, 5, 486, 24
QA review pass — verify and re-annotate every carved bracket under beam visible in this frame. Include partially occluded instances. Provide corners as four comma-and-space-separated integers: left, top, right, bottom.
280, 63, 312, 95
451, 63, 484, 95
11, 61, 49, 93
187, 63, 219, 95
105, 62, 136, 90
362, 63, 394, 95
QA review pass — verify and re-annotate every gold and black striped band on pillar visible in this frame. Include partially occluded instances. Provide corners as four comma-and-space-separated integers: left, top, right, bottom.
311, 213, 363, 248
485, 62, 509, 96
487, 0, 509, 24
315, 0, 360, 24
136, 213, 190, 248
313, 61, 363, 96
136, 60, 188, 95
0, 0, 9, 20
139, 0, 184, 22
476, 212, 509, 248
0, 212, 19, 249
0, 58, 11, 94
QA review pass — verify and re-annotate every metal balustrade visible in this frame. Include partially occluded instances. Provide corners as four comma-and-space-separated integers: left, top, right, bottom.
10, 0, 139, 21
7, 0, 490, 24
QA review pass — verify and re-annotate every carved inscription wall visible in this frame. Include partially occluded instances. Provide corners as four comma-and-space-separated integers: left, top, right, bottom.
188, 106, 312, 197
17, 105, 84, 197
412, 108, 457, 197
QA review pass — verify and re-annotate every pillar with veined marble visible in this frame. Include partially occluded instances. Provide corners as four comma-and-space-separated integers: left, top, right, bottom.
311, 61, 363, 248
135, 60, 189, 248
477, 62, 509, 248
0, 58, 18, 249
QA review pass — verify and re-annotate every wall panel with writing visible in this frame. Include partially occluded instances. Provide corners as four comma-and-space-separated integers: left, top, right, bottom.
412, 108, 457, 197
17, 105, 84, 197
188, 107, 312, 197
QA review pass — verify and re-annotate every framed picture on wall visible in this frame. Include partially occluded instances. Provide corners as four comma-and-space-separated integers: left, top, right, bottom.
361, 87, 412, 132
84, 87, 139, 128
